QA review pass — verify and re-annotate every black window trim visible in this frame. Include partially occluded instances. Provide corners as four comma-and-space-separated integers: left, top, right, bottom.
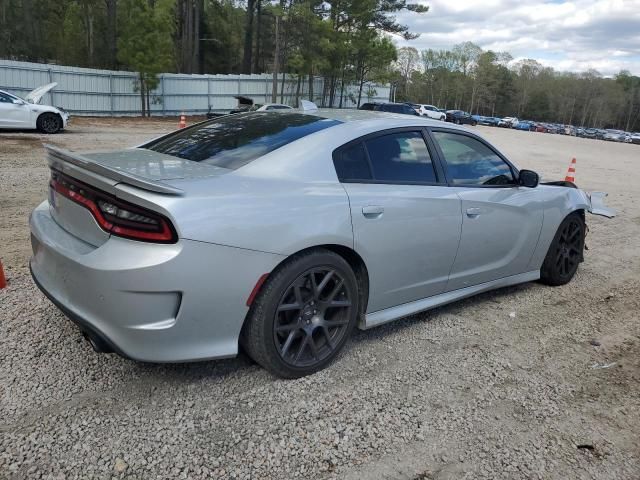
332, 127, 447, 186
426, 127, 520, 189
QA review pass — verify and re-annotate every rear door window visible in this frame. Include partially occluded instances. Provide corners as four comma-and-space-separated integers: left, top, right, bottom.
364, 132, 436, 183
143, 112, 341, 170
333, 143, 372, 181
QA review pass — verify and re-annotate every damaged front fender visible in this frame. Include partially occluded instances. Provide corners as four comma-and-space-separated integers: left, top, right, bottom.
586, 191, 616, 218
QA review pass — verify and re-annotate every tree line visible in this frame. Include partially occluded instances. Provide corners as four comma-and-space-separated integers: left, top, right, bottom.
1, 1, 637, 129
0, 0, 426, 114
395, 43, 640, 131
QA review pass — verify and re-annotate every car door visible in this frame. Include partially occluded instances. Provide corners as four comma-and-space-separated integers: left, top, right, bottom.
334, 129, 462, 313
429, 129, 544, 291
0, 92, 30, 128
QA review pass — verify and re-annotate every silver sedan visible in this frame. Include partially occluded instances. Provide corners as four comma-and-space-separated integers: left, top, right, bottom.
29, 108, 614, 378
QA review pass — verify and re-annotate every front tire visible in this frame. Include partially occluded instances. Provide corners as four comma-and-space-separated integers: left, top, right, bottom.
241, 249, 359, 378
37, 113, 62, 134
540, 213, 585, 286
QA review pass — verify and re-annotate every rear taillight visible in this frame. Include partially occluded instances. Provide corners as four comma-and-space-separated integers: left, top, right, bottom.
50, 170, 177, 243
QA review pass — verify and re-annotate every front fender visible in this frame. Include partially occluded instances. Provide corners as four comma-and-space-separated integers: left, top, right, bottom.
583, 191, 615, 218
526, 185, 614, 271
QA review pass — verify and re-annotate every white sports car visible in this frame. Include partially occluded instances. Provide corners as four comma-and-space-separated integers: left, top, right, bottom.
0, 83, 69, 134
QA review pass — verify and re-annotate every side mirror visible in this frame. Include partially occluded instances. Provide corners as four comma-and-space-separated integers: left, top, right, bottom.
518, 169, 539, 188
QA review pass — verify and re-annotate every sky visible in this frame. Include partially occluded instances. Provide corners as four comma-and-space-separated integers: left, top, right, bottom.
396, 0, 640, 76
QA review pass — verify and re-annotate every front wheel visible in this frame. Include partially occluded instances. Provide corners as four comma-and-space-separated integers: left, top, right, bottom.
37, 113, 62, 134
540, 213, 585, 286
241, 249, 359, 378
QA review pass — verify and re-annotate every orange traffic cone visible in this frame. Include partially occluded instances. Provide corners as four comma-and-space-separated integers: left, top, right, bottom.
0, 259, 6, 289
178, 113, 186, 129
564, 157, 576, 183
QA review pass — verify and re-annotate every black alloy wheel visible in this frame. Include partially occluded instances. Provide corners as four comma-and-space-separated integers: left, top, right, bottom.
37, 113, 62, 134
541, 213, 585, 286
274, 267, 352, 368
241, 249, 360, 378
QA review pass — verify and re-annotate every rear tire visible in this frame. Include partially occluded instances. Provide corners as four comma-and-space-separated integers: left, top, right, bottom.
37, 113, 62, 134
241, 249, 359, 378
540, 212, 585, 286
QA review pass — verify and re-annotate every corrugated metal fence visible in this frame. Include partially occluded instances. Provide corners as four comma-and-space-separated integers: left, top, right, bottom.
0, 59, 390, 115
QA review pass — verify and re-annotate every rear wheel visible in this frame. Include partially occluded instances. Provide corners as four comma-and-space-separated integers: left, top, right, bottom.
37, 113, 62, 134
540, 213, 585, 286
241, 249, 359, 378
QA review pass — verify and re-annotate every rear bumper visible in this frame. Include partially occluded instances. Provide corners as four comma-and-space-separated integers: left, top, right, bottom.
30, 263, 128, 357
29, 201, 284, 362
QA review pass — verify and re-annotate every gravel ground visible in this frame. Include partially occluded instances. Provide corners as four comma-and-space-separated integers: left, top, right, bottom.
1, 117, 639, 480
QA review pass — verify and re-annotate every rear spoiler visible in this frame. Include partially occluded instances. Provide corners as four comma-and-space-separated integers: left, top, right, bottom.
44, 144, 184, 196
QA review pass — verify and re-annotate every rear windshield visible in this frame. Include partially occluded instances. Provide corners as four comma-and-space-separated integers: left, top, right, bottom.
143, 112, 341, 170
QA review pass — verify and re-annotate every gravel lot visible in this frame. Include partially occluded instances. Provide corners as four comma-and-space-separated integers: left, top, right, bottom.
1, 117, 639, 480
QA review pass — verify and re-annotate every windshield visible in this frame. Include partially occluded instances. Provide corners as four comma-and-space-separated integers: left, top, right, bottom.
143, 112, 341, 170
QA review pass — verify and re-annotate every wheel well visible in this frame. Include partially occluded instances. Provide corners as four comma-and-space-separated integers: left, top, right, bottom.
570, 208, 585, 223
319, 244, 370, 317
239, 244, 370, 353
37, 111, 63, 127
262, 244, 370, 317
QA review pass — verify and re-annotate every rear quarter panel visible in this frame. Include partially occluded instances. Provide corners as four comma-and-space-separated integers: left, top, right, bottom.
150, 175, 354, 255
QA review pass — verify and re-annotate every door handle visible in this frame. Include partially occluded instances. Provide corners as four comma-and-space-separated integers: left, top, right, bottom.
362, 205, 384, 218
466, 207, 482, 218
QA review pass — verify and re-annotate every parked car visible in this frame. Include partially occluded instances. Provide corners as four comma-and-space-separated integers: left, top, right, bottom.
498, 117, 519, 128
229, 95, 256, 114
416, 104, 446, 121
445, 110, 477, 125
595, 129, 608, 140
29, 108, 614, 378
629, 132, 640, 144
375, 103, 420, 116
358, 102, 419, 116
405, 103, 421, 114
0, 83, 69, 134
358, 102, 378, 111
545, 124, 563, 134
515, 121, 535, 131
578, 128, 597, 139
479, 117, 501, 126
256, 103, 294, 111
603, 130, 627, 142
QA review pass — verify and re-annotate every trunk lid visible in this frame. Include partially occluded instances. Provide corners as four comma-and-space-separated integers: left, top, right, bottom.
44, 145, 228, 246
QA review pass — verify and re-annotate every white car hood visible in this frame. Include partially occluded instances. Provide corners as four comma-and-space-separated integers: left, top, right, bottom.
24, 82, 57, 104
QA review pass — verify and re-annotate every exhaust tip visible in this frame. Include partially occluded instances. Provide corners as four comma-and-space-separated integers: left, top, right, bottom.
82, 331, 113, 354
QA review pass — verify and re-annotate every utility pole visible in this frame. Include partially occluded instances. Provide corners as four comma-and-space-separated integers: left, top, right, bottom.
272, 15, 280, 103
